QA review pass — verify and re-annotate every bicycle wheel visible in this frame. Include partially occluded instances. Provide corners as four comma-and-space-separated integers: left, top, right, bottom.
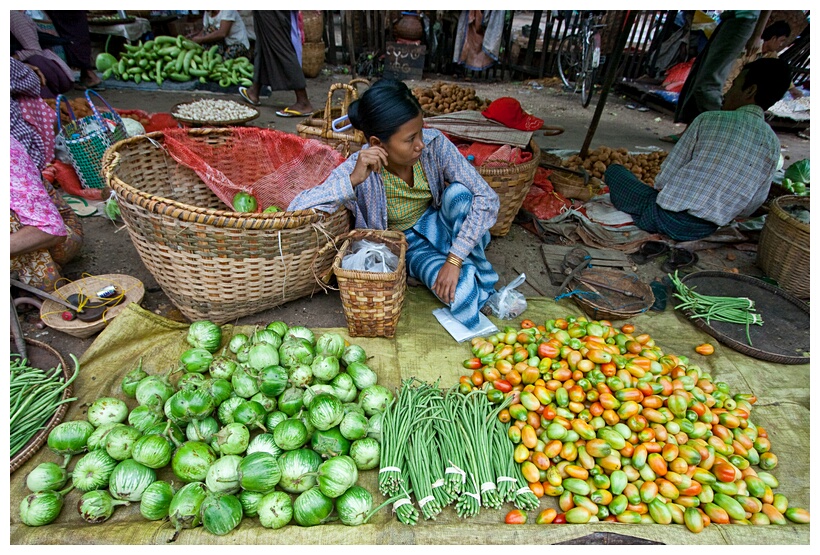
581, 45, 597, 108
557, 34, 583, 90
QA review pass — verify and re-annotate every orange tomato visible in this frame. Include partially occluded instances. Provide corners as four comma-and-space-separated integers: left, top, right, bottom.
694, 343, 715, 356
520, 319, 536, 329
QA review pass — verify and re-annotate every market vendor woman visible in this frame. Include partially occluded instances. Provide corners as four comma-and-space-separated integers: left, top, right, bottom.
288, 79, 500, 330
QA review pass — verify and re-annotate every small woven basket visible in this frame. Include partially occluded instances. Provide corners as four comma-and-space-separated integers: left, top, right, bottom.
297, 82, 367, 156
332, 229, 407, 338
10, 338, 72, 474
568, 267, 654, 321
757, 195, 810, 299
102, 130, 351, 323
302, 41, 326, 78
549, 169, 605, 202
40, 274, 145, 339
479, 139, 541, 236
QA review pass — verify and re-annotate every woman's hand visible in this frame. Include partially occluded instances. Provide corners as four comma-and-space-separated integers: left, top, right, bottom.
432, 261, 461, 305
349, 146, 388, 187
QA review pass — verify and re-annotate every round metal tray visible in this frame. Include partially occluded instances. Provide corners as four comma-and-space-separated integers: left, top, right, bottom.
171, 102, 259, 126
678, 271, 810, 365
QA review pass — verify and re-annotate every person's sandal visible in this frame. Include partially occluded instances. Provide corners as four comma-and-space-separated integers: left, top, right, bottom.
630, 240, 670, 264
661, 248, 698, 273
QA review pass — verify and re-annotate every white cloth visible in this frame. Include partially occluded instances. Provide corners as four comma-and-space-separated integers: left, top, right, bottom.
203, 10, 250, 49
88, 17, 151, 43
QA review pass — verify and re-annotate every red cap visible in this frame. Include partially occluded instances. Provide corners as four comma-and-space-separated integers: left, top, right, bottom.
482, 97, 544, 131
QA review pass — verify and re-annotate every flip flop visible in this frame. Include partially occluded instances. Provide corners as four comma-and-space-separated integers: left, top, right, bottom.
275, 107, 310, 118
660, 134, 680, 144
63, 195, 98, 217
630, 240, 670, 264
661, 248, 698, 273
238, 86, 261, 107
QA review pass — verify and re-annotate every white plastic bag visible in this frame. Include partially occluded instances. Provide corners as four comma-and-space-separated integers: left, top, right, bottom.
341, 239, 399, 273
484, 273, 528, 319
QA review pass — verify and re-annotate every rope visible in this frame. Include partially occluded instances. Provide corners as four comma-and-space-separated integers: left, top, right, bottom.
40, 273, 135, 324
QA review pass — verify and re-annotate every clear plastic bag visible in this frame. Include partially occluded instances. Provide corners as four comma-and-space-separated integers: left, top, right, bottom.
340, 239, 399, 273
484, 273, 528, 320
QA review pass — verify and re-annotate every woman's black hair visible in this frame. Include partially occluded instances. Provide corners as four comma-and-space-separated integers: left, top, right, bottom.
347, 79, 422, 141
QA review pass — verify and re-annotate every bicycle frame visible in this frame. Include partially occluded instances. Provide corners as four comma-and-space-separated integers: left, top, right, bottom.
557, 12, 606, 107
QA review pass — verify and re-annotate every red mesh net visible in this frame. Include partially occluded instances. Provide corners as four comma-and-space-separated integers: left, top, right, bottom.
454, 140, 532, 168
162, 127, 345, 212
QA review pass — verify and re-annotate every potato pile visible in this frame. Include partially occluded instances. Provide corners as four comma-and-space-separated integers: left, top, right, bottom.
412, 82, 491, 114
46, 97, 93, 126
562, 146, 669, 185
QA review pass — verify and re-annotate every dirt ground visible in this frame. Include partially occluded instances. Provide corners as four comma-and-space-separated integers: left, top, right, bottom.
16, 71, 811, 360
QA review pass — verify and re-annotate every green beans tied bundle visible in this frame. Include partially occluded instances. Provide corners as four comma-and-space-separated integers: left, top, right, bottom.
669, 272, 763, 346
10, 353, 80, 459
95, 35, 254, 88
376, 379, 539, 524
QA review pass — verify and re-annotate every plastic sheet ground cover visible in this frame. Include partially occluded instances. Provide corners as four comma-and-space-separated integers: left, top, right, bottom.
9, 292, 809, 545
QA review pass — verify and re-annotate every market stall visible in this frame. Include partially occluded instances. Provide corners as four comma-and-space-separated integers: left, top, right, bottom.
9, 287, 810, 544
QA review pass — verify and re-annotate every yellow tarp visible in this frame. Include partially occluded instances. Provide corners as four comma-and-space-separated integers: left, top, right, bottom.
10, 288, 810, 544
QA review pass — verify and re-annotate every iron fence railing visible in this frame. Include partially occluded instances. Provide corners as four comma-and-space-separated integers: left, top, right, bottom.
320, 10, 809, 87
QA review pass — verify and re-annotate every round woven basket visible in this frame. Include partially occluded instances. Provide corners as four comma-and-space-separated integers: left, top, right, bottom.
757, 195, 810, 299
568, 267, 654, 321
549, 170, 605, 202
171, 102, 259, 127
102, 130, 351, 324
40, 274, 145, 339
332, 229, 407, 338
302, 11, 324, 42
479, 139, 541, 237
302, 41, 326, 78
10, 338, 72, 474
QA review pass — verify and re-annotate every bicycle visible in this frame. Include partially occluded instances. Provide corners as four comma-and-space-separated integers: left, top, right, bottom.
557, 12, 607, 108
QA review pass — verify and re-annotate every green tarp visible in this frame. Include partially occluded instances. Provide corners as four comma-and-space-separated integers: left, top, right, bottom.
10, 288, 810, 544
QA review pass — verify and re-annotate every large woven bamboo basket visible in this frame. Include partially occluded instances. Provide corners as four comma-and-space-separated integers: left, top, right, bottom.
302, 41, 326, 78
297, 82, 367, 156
332, 229, 407, 338
479, 139, 541, 236
302, 10, 324, 42
757, 195, 810, 299
102, 130, 351, 324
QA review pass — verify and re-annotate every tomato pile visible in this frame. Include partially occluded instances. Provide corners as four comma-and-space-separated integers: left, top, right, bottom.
458, 315, 810, 530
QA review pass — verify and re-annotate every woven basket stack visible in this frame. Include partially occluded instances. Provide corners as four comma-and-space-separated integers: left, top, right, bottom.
302, 11, 325, 78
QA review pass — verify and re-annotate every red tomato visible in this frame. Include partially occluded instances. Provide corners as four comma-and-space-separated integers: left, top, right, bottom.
505, 509, 528, 524
553, 513, 567, 524
537, 342, 559, 359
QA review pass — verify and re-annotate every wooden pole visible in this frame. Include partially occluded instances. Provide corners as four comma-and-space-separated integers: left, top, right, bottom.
580, 10, 639, 158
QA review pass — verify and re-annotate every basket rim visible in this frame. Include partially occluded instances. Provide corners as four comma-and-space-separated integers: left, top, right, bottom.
10, 338, 72, 473
171, 102, 259, 126
332, 229, 407, 281
770, 194, 810, 233
103, 129, 343, 230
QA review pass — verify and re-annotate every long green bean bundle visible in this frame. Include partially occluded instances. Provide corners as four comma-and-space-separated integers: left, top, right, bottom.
10, 353, 79, 458
669, 271, 763, 346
